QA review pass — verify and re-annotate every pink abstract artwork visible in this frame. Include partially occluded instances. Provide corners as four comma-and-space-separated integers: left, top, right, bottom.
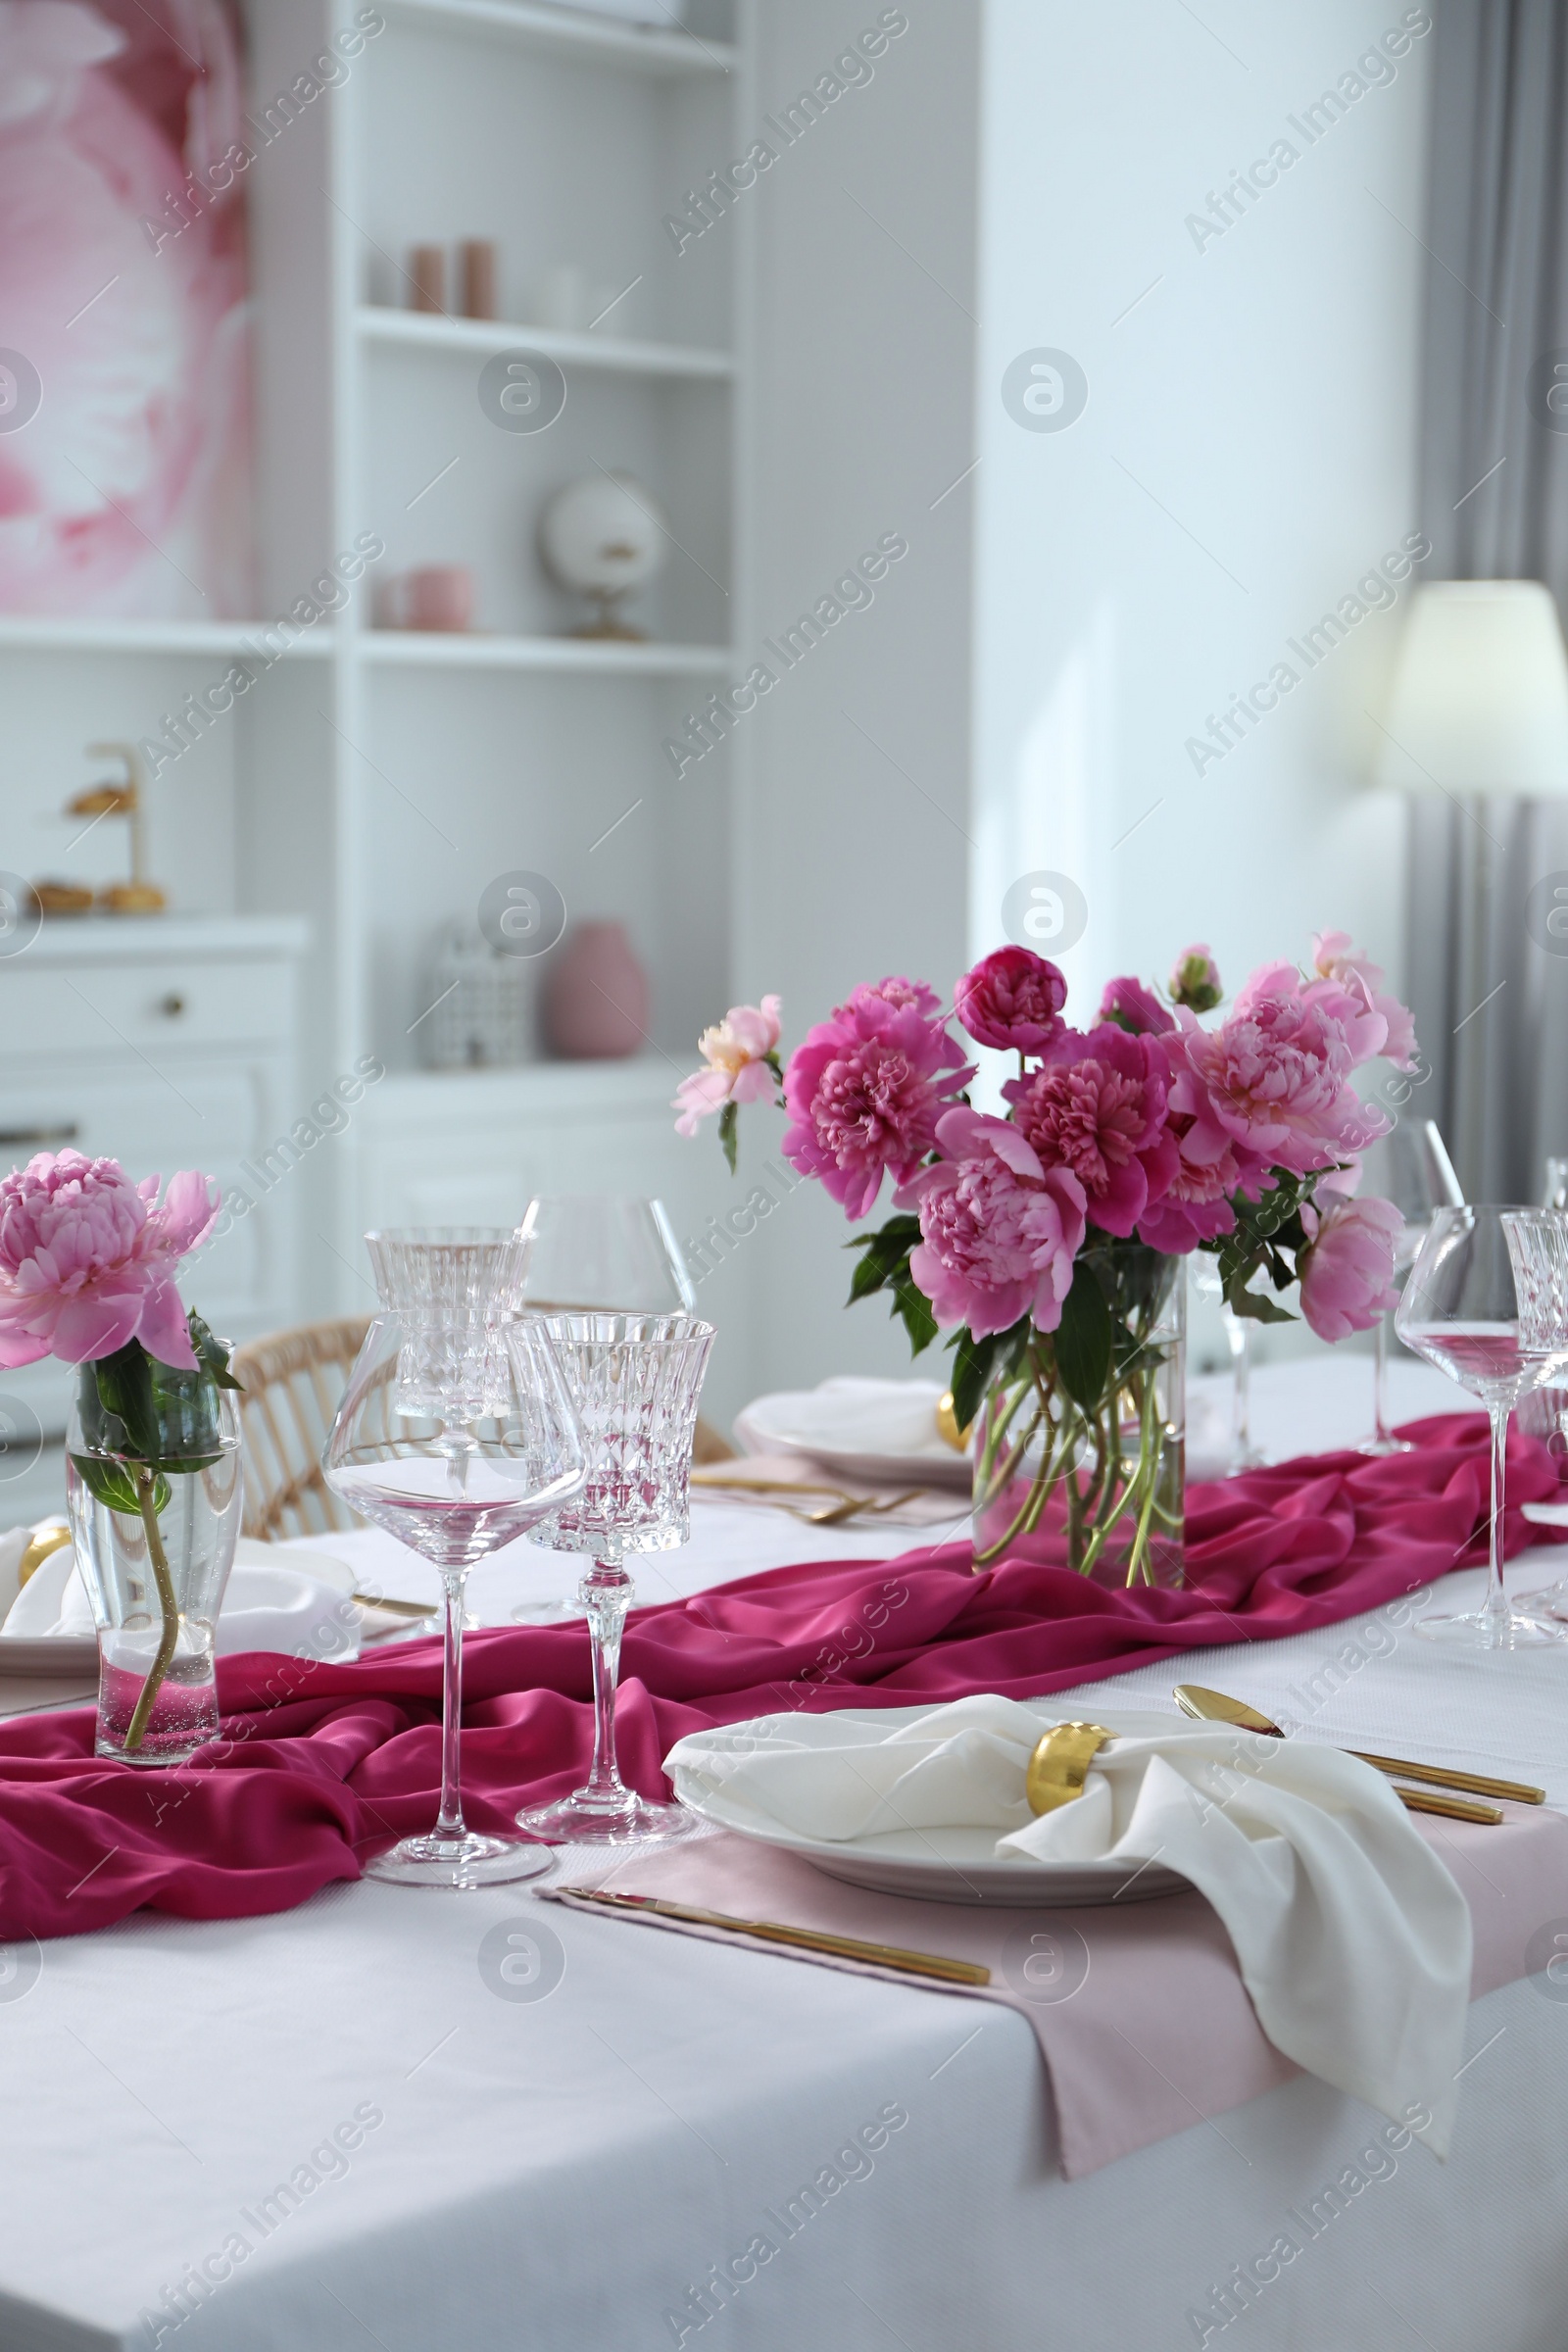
0, 1, 253, 617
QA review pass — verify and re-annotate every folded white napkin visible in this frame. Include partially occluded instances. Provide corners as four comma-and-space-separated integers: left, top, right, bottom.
0, 1536, 362, 1660
735, 1376, 960, 1463
665, 1692, 1473, 2151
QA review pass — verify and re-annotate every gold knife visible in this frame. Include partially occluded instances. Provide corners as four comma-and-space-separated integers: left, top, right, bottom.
1172, 1685, 1527, 1822
553, 1886, 991, 1985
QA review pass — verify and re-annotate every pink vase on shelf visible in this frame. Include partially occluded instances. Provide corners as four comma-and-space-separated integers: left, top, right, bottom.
545, 921, 649, 1059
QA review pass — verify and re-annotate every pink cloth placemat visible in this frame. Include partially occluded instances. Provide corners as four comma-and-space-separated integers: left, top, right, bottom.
544, 1808, 1568, 2179
0, 1412, 1562, 1942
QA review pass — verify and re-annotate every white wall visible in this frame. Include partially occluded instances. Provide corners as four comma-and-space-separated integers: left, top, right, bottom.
971, 0, 1430, 1016
723, 0, 1429, 1415
732, 0, 982, 1402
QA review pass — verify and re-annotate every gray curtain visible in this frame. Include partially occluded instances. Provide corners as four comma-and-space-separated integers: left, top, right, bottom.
1411, 0, 1568, 1201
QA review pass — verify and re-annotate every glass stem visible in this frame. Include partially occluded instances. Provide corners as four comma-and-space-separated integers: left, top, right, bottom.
433, 1570, 468, 1840
1372, 1313, 1393, 1445
1226, 1311, 1252, 1463
579, 1560, 633, 1804
1484, 1401, 1510, 1634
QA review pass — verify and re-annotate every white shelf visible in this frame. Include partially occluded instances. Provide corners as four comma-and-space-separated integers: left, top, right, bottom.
358, 631, 733, 674
379, 0, 737, 74
23, 914, 311, 965
368, 1055, 686, 1116
0, 617, 333, 658
358, 306, 733, 380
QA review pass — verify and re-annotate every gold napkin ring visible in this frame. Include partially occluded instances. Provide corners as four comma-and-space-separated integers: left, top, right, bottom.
1026, 1721, 1114, 1815
17, 1525, 71, 1589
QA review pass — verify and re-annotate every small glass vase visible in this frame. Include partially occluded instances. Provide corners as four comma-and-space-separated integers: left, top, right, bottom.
971, 1243, 1186, 1586
66, 1380, 243, 1766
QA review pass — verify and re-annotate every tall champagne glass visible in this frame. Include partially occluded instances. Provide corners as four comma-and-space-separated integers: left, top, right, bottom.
1359, 1120, 1464, 1454
323, 1230, 585, 1886
515, 1311, 714, 1843
1395, 1205, 1568, 1647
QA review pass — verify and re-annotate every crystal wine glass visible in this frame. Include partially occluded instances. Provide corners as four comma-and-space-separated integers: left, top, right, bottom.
516, 1196, 696, 1313
510, 1199, 696, 1624
515, 1311, 715, 1843
1394, 1205, 1568, 1647
1501, 1208, 1568, 1627
323, 1230, 585, 1886
1359, 1120, 1465, 1454
1189, 1255, 1263, 1472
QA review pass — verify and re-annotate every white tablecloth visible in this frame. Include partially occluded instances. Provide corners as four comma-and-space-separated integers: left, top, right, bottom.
3, 1357, 1567, 2352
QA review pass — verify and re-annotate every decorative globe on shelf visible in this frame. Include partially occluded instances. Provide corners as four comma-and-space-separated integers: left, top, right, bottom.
538, 471, 667, 640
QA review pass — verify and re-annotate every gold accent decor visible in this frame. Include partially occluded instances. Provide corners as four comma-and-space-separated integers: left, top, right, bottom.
1025, 1721, 1114, 1815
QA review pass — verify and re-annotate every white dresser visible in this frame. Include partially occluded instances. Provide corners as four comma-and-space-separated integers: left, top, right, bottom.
0, 915, 307, 1489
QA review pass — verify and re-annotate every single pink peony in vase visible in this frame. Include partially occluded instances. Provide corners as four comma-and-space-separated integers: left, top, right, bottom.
1298, 1195, 1402, 1343
901, 1109, 1087, 1339
783, 979, 973, 1220
673, 996, 782, 1134
955, 947, 1067, 1054
0, 1151, 218, 1369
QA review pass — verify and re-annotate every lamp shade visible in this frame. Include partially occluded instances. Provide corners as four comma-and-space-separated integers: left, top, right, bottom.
1375, 579, 1568, 796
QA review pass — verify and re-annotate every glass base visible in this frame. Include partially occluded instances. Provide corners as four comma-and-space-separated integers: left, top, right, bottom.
515, 1788, 701, 1845
365, 1832, 557, 1888
510, 1596, 586, 1625
1359, 1434, 1415, 1457
1413, 1606, 1568, 1650
1518, 1581, 1568, 1625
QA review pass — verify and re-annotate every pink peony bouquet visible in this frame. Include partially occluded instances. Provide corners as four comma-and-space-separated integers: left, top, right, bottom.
677, 938, 1414, 1581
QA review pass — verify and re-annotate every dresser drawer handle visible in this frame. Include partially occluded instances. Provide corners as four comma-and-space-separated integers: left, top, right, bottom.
0, 1123, 78, 1148
158, 993, 186, 1018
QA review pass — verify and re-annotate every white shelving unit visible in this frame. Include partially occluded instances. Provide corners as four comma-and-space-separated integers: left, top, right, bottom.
0, 0, 754, 1341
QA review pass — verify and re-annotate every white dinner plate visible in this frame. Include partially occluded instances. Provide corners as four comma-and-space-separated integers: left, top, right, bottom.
735, 1379, 974, 1494
667, 1705, 1191, 1908
0, 1539, 361, 1674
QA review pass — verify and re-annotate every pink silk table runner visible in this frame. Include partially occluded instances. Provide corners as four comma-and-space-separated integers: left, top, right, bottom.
542, 1808, 1568, 2178
0, 1413, 1561, 1944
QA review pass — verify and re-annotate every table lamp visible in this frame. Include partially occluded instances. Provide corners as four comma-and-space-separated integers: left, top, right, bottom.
1375, 579, 1568, 1192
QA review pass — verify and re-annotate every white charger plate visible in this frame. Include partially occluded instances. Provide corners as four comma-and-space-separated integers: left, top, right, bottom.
736, 1380, 973, 1494
667, 1704, 1190, 1908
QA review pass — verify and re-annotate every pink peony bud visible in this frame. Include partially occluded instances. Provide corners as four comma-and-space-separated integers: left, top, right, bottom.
1170, 945, 1222, 1013
955, 946, 1067, 1054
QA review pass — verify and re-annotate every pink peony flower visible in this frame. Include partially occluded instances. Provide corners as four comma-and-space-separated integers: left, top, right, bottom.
1005, 1024, 1178, 1239
1311, 931, 1419, 1071
1170, 945, 1222, 1012
673, 996, 782, 1136
1177, 973, 1389, 1180
903, 1109, 1087, 1339
0, 1151, 218, 1370
783, 982, 973, 1220
955, 946, 1067, 1054
1098, 974, 1174, 1037
1298, 1195, 1401, 1343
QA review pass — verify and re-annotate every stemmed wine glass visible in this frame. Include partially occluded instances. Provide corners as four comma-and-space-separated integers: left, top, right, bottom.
515, 1311, 715, 1843
1501, 1208, 1568, 1628
516, 1196, 696, 1313
1189, 1256, 1263, 1472
510, 1197, 696, 1626
1359, 1120, 1464, 1454
1395, 1205, 1568, 1648
323, 1229, 585, 1886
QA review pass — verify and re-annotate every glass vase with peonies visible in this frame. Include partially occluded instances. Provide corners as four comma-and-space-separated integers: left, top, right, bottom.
0, 1151, 241, 1762
676, 937, 1415, 1587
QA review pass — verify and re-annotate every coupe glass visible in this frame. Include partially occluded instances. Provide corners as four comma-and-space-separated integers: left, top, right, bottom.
1359, 1120, 1465, 1454
1501, 1209, 1568, 1627
511, 1198, 696, 1625
1395, 1205, 1568, 1647
515, 1311, 714, 1843
1190, 1255, 1263, 1472
323, 1229, 585, 1886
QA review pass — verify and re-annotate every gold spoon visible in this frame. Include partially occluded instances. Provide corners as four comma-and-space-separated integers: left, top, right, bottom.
1172, 1684, 1526, 1823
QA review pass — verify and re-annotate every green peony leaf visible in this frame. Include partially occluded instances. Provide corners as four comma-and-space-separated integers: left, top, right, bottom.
71, 1454, 171, 1516
1054, 1261, 1114, 1412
